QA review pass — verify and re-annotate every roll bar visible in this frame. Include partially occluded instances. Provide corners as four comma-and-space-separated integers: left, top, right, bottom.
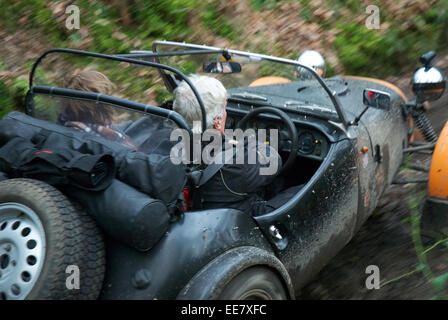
29, 85, 192, 134
29, 48, 207, 133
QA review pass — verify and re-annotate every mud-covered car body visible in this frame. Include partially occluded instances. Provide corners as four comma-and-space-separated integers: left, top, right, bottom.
0, 41, 415, 299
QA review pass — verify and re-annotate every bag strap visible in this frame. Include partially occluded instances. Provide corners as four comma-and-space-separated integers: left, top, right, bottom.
189, 147, 236, 210
197, 148, 236, 187
197, 162, 225, 187
31, 128, 52, 148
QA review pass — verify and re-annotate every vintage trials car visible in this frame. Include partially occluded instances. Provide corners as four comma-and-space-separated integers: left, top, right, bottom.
0, 41, 446, 300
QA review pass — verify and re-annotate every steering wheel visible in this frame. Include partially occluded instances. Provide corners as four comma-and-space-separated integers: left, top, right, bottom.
237, 106, 298, 175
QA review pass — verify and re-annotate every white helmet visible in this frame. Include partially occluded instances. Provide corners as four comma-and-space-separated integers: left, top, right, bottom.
296, 50, 326, 80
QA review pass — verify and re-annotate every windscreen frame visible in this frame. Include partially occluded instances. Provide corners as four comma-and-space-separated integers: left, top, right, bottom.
150, 40, 349, 127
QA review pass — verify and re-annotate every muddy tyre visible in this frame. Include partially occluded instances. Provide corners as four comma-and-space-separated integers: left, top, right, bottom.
0, 179, 105, 300
217, 267, 288, 300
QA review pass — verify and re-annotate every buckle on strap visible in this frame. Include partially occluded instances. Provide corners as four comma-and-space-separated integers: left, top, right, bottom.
188, 170, 203, 187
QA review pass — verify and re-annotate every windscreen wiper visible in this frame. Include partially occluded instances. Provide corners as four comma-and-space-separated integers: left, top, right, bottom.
284, 101, 337, 115
229, 92, 268, 102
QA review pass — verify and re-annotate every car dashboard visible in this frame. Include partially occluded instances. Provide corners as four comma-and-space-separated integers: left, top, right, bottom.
225, 102, 331, 162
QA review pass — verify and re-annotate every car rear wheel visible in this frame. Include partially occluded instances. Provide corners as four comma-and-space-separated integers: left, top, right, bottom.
0, 179, 105, 300
217, 267, 288, 300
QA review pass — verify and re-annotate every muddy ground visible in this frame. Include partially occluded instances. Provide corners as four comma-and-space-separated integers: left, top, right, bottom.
298, 66, 448, 300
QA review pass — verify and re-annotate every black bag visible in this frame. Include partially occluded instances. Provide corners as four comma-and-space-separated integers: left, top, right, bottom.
0, 112, 176, 250
0, 112, 186, 204
65, 179, 170, 251
0, 137, 115, 191
0, 112, 129, 160
118, 152, 186, 205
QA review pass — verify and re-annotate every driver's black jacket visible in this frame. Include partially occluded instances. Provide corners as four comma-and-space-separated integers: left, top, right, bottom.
198, 135, 282, 216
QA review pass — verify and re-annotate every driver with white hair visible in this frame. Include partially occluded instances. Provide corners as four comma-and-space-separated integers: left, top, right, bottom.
174, 75, 228, 135
173, 75, 282, 216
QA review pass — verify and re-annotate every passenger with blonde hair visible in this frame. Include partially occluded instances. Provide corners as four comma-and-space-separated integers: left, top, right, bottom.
60, 70, 135, 149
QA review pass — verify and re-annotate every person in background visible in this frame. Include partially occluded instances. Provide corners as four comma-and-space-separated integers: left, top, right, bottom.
60, 70, 136, 150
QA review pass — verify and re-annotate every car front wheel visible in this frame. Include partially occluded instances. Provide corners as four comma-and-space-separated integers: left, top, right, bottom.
217, 267, 288, 300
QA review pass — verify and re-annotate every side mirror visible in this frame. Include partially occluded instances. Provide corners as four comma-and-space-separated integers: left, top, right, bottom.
363, 89, 390, 110
411, 51, 446, 103
203, 61, 242, 74
350, 89, 391, 126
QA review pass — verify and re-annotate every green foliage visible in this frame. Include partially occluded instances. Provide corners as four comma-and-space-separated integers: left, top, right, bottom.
74, 0, 131, 53
249, 0, 278, 11
201, 2, 239, 40
335, 22, 434, 77
434, 272, 448, 290
11, 78, 28, 109
0, 81, 13, 119
333, 1, 448, 77
258, 62, 295, 79
0, 76, 28, 119
334, 23, 391, 77
326, 0, 365, 13
0, 0, 448, 96
33, 94, 60, 123
176, 60, 198, 75
154, 84, 173, 104
299, 2, 313, 22
0, 0, 68, 44
129, 0, 195, 40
